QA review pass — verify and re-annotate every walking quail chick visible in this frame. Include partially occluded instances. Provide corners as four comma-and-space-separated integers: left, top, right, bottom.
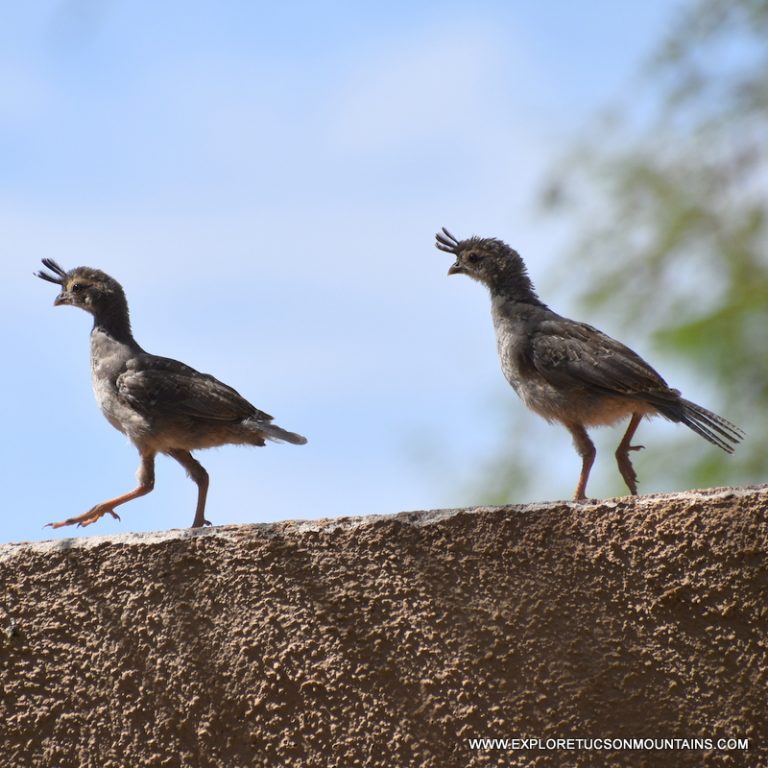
435, 228, 743, 499
36, 259, 307, 529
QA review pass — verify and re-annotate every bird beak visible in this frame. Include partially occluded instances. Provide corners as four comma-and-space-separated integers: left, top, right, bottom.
448, 261, 466, 276
54, 291, 72, 306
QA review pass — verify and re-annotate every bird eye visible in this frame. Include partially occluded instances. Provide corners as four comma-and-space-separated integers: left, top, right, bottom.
71, 283, 83, 293
467, 253, 481, 264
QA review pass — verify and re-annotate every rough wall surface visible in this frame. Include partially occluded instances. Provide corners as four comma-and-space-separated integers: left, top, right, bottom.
1, 486, 766, 768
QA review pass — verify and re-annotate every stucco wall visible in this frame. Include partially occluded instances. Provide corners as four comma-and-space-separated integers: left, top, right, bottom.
1, 486, 766, 767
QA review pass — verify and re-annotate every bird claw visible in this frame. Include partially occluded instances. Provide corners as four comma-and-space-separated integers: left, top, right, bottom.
45, 505, 121, 530
628, 444, 645, 452
78, 510, 121, 528
76, 506, 121, 527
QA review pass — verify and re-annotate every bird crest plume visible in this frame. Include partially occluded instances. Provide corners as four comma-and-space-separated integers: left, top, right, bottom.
435, 227, 461, 254
35, 259, 68, 285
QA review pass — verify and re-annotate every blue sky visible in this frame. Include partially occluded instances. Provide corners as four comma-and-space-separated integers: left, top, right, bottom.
2, 1, 689, 543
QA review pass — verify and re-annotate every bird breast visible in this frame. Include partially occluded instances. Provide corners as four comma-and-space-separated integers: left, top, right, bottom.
90, 328, 148, 438
491, 298, 533, 395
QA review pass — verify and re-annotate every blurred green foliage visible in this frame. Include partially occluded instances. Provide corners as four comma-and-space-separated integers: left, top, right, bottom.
475, 0, 768, 501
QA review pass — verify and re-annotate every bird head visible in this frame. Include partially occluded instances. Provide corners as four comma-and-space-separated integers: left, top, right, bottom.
435, 227, 540, 303
35, 259, 129, 319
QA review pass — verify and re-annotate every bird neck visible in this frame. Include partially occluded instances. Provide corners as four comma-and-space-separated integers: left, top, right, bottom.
91, 298, 137, 346
488, 264, 545, 306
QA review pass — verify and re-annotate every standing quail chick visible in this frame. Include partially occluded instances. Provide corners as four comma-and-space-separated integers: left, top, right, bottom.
436, 228, 743, 499
36, 259, 307, 529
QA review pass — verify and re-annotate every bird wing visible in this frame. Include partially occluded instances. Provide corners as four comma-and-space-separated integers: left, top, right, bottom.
529, 317, 671, 397
116, 354, 273, 423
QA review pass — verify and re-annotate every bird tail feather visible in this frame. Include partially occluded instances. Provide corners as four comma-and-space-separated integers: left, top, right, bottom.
657, 397, 743, 453
260, 423, 308, 445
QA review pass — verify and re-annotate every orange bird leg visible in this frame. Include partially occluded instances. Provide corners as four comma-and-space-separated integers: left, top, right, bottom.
615, 412, 645, 495
567, 423, 596, 501
168, 449, 211, 528
47, 453, 156, 529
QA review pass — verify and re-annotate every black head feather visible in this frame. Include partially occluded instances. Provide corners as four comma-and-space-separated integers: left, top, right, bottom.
435, 227, 461, 254
35, 259, 69, 285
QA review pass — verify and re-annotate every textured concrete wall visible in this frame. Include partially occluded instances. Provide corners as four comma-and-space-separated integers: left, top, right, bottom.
1, 486, 766, 768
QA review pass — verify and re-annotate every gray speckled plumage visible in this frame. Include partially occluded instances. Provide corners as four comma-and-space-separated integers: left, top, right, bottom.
36, 259, 306, 529
436, 227, 743, 499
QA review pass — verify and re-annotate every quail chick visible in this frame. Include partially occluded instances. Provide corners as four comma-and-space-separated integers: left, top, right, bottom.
435, 228, 743, 500
36, 259, 307, 529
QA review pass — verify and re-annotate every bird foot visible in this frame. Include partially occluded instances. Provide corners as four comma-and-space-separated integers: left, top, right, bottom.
46, 504, 121, 529
616, 454, 640, 495
191, 517, 212, 529
627, 444, 645, 452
